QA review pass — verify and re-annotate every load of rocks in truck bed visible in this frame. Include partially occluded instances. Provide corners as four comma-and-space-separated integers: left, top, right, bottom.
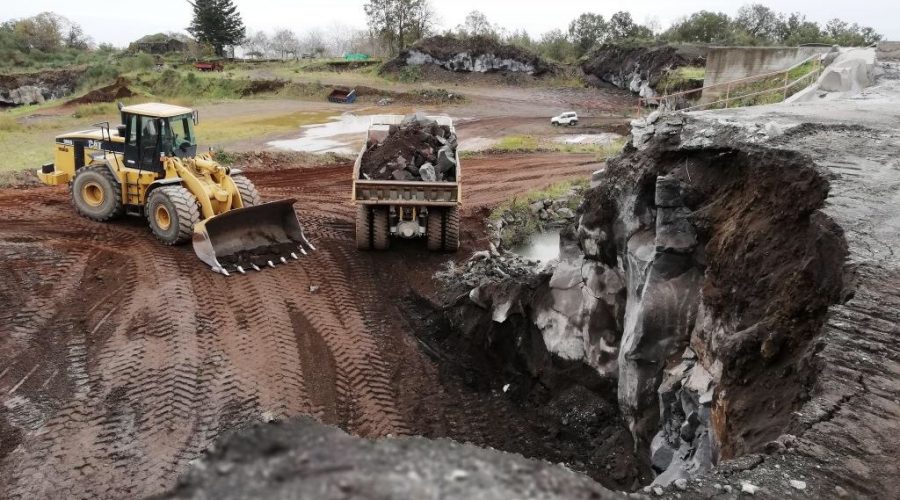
359, 112, 458, 182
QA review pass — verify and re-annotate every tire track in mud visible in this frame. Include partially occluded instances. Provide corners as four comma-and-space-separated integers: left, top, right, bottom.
0, 153, 600, 498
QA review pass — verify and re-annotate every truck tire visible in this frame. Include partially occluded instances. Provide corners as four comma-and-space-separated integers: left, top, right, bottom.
232, 175, 261, 207
426, 208, 443, 251
442, 206, 460, 252
146, 186, 200, 245
71, 165, 124, 221
372, 207, 390, 250
356, 205, 372, 250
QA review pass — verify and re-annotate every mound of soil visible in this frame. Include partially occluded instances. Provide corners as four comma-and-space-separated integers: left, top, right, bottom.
359, 113, 458, 182
384, 35, 555, 76
66, 77, 136, 105
581, 44, 706, 93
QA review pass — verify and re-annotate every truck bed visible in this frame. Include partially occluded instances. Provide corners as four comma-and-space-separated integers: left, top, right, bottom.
352, 115, 461, 207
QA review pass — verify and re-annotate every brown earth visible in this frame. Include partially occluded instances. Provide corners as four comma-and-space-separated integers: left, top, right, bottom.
0, 153, 603, 498
65, 77, 136, 105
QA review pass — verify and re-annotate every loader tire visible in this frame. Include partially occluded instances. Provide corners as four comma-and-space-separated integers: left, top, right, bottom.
442, 206, 460, 252
356, 205, 372, 250
146, 186, 200, 245
372, 207, 390, 251
71, 165, 124, 221
426, 209, 443, 252
232, 175, 261, 207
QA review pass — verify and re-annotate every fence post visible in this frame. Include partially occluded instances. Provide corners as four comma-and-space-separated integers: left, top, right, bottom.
725, 83, 731, 109
783, 70, 790, 100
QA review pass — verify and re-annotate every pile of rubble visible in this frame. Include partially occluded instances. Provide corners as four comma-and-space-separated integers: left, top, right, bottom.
359, 112, 458, 182
436, 248, 546, 291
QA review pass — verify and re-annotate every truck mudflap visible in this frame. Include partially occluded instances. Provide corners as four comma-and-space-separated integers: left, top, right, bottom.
192, 199, 316, 276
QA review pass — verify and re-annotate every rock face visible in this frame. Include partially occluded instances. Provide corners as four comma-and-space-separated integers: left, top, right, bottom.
158, 417, 622, 500
386, 35, 554, 76
444, 109, 849, 488
0, 68, 86, 107
581, 44, 706, 98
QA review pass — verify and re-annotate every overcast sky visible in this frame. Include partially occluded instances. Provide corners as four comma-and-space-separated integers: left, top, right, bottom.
5, 0, 898, 47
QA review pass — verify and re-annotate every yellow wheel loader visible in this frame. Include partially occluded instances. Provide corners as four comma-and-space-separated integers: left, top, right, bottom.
37, 102, 314, 275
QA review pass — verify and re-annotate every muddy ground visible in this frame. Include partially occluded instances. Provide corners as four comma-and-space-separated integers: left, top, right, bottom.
0, 153, 612, 498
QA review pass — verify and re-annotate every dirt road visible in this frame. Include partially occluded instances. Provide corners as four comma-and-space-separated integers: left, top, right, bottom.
0, 153, 601, 498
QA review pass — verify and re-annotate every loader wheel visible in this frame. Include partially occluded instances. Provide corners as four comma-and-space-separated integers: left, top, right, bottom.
426, 209, 443, 252
355, 205, 372, 250
146, 186, 200, 245
372, 207, 390, 251
232, 175, 261, 207
71, 165, 124, 221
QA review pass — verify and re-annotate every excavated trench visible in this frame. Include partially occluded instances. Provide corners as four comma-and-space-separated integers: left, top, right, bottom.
429, 140, 848, 490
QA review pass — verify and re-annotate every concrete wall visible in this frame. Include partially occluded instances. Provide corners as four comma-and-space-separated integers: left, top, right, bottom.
877, 41, 900, 62
702, 46, 831, 102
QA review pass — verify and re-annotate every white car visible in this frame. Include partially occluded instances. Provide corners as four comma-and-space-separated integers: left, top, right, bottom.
551, 111, 578, 127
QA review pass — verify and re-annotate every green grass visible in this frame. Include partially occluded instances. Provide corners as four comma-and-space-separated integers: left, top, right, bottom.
489, 179, 590, 248
657, 66, 706, 94
198, 110, 335, 145
479, 134, 626, 160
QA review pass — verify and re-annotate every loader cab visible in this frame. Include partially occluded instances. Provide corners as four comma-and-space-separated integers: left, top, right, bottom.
119, 103, 198, 173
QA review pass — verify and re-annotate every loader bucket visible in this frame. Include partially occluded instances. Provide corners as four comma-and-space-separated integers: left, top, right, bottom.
192, 198, 315, 275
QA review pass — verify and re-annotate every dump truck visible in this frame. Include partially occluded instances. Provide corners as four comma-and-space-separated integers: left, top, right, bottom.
37, 102, 314, 275
352, 115, 461, 252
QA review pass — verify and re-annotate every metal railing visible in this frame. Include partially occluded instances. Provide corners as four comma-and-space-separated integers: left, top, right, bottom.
638, 54, 825, 116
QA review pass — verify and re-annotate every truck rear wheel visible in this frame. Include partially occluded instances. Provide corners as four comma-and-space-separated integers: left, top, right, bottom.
356, 205, 372, 250
426, 209, 443, 251
146, 186, 200, 245
426, 207, 460, 252
372, 207, 390, 250
443, 207, 460, 252
71, 165, 124, 221
232, 175, 261, 207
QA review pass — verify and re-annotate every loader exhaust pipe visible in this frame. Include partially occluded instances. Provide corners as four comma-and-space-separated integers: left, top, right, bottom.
192, 199, 315, 275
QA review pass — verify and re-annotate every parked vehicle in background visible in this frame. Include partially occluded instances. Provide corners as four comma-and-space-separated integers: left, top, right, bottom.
328, 88, 358, 104
551, 111, 578, 126
193, 61, 224, 72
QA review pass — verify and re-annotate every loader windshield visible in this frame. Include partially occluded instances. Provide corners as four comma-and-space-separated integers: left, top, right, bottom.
160, 113, 197, 157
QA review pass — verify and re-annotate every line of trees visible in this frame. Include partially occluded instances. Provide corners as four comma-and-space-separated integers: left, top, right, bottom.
662, 5, 882, 47
360, 2, 883, 63
241, 25, 382, 60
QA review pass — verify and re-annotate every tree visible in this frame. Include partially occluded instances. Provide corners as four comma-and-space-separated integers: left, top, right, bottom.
606, 11, 653, 42
187, 0, 246, 57
825, 19, 882, 46
779, 13, 823, 46
271, 29, 298, 59
363, 0, 434, 55
242, 31, 270, 59
664, 11, 735, 44
12, 12, 66, 52
299, 29, 326, 57
537, 29, 575, 63
735, 4, 784, 44
457, 10, 501, 40
568, 13, 606, 57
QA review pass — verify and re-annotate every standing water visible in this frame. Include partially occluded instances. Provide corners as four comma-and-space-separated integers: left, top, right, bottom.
510, 230, 561, 263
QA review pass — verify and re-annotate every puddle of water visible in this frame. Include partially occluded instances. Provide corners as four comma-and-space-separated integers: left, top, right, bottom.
267, 113, 373, 154
511, 230, 561, 263
554, 133, 622, 145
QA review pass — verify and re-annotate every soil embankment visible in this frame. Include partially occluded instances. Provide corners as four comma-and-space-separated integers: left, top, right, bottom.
581, 44, 706, 97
